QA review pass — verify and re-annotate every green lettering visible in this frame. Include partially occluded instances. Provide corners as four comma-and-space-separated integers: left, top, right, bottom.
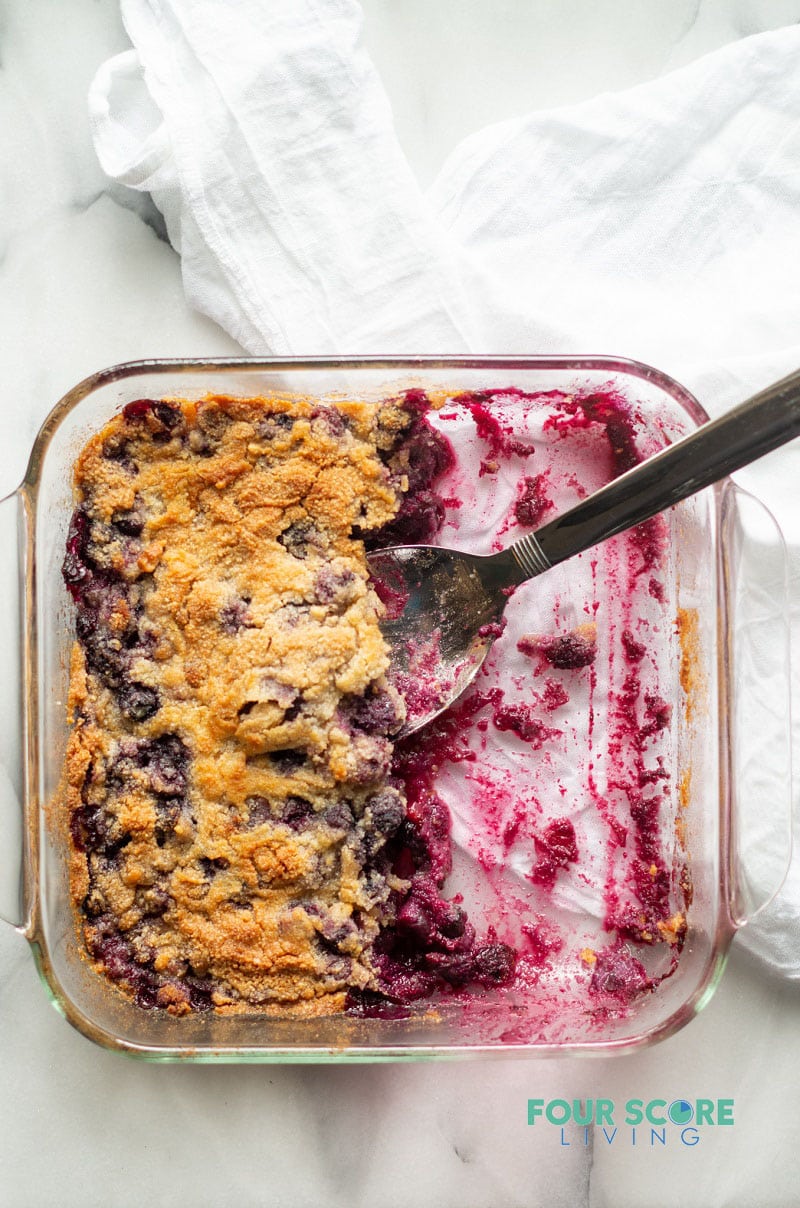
717, 1099, 735, 1125
546, 1099, 571, 1125
696, 1099, 714, 1125
646, 1100, 666, 1125
625, 1099, 644, 1126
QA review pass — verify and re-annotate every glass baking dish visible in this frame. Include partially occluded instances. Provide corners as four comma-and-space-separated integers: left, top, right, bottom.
0, 355, 792, 1061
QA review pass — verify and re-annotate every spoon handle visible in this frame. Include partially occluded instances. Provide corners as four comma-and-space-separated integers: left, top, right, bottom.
508, 367, 800, 579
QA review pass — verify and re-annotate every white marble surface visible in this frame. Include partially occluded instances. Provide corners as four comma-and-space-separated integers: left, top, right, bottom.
1, 1, 800, 1204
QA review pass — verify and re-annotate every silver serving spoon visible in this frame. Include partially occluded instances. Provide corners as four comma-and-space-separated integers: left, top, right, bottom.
369, 368, 800, 736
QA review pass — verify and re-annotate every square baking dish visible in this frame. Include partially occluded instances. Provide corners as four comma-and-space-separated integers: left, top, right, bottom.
0, 355, 791, 1060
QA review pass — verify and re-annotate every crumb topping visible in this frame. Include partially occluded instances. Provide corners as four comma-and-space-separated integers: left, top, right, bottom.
63, 394, 425, 1014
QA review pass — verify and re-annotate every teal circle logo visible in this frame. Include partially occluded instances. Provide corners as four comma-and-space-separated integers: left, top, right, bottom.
668, 1099, 694, 1125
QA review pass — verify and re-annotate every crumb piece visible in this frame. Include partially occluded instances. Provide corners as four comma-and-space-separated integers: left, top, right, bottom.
657, 914, 687, 946
518, 622, 597, 670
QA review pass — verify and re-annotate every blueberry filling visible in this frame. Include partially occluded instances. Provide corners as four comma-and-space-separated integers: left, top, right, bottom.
69, 802, 132, 864
310, 405, 348, 438
101, 433, 136, 470
267, 749, 306, 774
514, 473, 552, 528
89, 917, 215, 1012
139, 885, 172, 917
278, 519, 324, 558
314, 565, 357, 608
111, 498, 146, 537
388, 414, 455, 493
154, 797, 186, 844
62, 507, 94, 599
245, 795, 272, 827
363, 490, 445, 549
123, 398, 182, 431
324, 801, 355, 832
198, 856, 230, 877
362, 405, 454, 549
63, 498, 161, 722
518, 630, 597, 670
220, 597, 251, 633
69, 803, 108, 854
118, 682, 160, 722
280, 797, 316, 831
257, 411, 295, 439
338, 687, 403, 737
134, 734, 190, 796
365, 787, 405, 836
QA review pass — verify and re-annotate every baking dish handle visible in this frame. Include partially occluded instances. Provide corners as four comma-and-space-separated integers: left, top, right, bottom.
0, 488, 26, 929
723, 482, 794, 926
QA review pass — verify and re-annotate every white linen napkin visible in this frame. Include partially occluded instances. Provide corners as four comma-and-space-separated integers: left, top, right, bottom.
88, 0, 472, 354
89, 3, 800, 978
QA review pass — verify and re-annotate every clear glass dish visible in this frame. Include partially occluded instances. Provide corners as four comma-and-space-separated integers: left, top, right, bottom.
0, 355, 791, 1061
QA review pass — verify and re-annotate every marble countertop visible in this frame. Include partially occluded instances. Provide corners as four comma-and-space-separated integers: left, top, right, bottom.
2, 2, 800, 1204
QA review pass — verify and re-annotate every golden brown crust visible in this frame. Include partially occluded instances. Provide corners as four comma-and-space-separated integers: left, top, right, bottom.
62, 394, 413, 1014
676, 606, 701, 723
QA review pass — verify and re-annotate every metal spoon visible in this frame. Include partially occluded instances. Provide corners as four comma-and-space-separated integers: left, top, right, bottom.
369, 368, 800, 736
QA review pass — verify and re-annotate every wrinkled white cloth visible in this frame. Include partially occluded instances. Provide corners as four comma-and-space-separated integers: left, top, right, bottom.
89, 3, 800, 978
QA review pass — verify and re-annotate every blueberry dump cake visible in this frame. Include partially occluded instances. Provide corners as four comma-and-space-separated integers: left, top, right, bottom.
61, 391, 513, 1015
61, 384, 689, 1025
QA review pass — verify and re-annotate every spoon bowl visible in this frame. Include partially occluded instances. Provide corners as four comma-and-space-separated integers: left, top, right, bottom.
368, 545, 506, 732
